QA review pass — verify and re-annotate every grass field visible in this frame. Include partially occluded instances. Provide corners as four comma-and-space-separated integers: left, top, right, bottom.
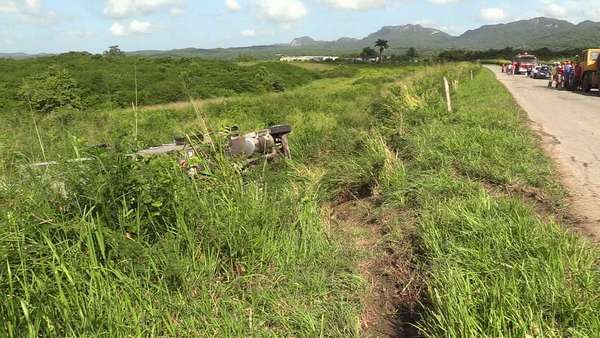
1, 60, 599, 337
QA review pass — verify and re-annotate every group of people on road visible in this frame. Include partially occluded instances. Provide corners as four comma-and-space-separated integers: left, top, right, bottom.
501, 54, 600, 94
501, 63, 539, 77
501, 63, 542, 78
501, 63, 516, 74
547, 60, 581, 90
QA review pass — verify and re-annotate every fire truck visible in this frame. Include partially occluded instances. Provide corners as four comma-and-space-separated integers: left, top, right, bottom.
512, 53, 538, 74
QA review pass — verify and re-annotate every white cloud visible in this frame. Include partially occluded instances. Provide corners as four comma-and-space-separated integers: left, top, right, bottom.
225, 0, 240, 11
0, 0, 56, 22
537, 0, 600, 21
427, 0, 458, 4
105, 0, 182, 17
129, 19, 152, 33
110, 19, 155, 36
542, 3, 568, 17
110, 22, 126, 36
0, 1, 18, 13
321, 0, 457, 11
24, 0, 40, 11
256, 0, 307, 23
480, 7, 507, 22
170, 7, 184, 15
322, 0, 392, 10
240, 29, 256, 37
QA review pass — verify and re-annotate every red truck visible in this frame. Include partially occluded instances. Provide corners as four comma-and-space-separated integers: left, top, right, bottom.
512, 53, 538, 74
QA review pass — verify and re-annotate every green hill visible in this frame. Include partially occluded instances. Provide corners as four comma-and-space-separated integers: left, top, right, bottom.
0, 55, 322, 112
454, 17, 576, 49
531, 20, 600, 49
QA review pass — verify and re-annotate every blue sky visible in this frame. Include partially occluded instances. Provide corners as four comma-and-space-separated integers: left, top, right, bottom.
0, 0, 598, 54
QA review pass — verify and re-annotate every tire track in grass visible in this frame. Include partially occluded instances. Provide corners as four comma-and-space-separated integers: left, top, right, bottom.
331, 192, 424, 337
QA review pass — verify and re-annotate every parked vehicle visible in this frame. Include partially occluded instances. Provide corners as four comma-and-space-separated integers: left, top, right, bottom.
533, 66, 550, 79
512, 53, 537, 74
579, 49, 600, 92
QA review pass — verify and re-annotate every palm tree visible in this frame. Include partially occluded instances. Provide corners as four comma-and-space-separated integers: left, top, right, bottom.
374, 39, 389, 63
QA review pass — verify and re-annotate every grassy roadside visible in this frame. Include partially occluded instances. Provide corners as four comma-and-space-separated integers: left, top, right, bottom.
0, 66, 416, 337
1, 62, 599, 337
375, 67, 600, 336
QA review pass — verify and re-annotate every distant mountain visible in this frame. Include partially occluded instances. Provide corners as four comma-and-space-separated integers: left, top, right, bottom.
277, 18, 600, 56
0, 52, 53, 59
0, 52, 36, 59
363, 24, 453, 49
285, 24, 453, 51
287, 17, 599, 53
454, 17, 576, 49
290, 36, 318, 47
3, 17, 600, 60
531, 20, 600, 49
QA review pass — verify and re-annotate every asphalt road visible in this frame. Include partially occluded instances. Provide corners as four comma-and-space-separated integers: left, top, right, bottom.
487, 65, 600, 241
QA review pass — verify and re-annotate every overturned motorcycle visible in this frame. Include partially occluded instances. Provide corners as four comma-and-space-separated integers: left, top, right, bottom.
29, 124, 293, 175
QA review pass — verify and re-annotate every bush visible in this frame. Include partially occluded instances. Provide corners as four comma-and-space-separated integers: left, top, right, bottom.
19, 66, 82, 114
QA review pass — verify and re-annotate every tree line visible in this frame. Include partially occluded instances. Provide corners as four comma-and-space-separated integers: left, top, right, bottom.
358, 40, 419, 63
356, 43, 584, 63
438, 47, 584, 62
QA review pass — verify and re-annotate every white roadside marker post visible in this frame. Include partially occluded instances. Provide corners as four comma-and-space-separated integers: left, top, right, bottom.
444, 76, 452, 113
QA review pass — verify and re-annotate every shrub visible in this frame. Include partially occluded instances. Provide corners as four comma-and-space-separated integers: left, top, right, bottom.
19, 66, 83, 114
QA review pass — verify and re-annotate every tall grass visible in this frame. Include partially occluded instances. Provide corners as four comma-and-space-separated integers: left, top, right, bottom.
2, 63, 599, 337
375, 66, 600, 336
0, 66, 416, 336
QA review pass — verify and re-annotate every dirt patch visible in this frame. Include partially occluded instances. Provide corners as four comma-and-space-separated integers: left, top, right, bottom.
332, 197, 424, 337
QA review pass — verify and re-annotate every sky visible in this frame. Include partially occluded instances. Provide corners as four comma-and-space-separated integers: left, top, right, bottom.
1, 0, 599, 54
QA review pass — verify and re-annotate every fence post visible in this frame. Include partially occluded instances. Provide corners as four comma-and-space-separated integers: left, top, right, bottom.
444, 77, 452, 113
470, 70, 474, 80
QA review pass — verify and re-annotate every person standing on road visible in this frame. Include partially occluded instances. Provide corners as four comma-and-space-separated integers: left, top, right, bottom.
564, 61, 573, 90
558, 62, 565, 89
550, 64, 561, 88
574, 60, 583, 91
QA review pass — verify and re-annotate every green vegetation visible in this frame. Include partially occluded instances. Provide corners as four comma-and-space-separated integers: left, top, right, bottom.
0, 62, 419, 336
0, 54, 322, 113
374, 39, 390, 62
1, 58, 599, 337
360, 47, 379, 60
18, 66, 83, 114
376, 68, 600, 336
439, 46, 584, 63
